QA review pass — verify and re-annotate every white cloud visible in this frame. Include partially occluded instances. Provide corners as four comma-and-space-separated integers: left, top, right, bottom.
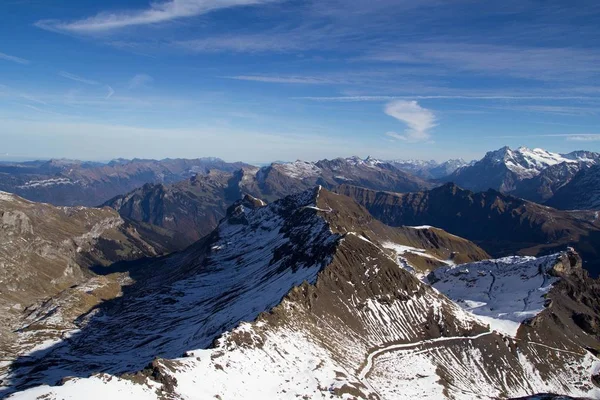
384, 100, 436, 142
59, 71, 100, 85
128, 74, 154, 89
106, 86, 115, 99
0, 51, 29, 65
36, 0, 278, 33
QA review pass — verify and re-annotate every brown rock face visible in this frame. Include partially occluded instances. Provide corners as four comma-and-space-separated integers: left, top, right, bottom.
550, 248, 585, 279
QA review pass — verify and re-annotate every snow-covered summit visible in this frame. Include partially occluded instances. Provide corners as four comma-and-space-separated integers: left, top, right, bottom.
485, 146, 595, 179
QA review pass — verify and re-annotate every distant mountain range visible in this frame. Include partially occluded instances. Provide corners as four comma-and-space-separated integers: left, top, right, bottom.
0, 157, 249, 207
5, 147, 600, 213
546, 164, 600, 210
390, 158, 473, 179
443, 146, 600, 203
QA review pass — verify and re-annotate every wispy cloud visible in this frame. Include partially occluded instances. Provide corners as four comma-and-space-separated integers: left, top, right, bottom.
567, 134, 600, 142
176, 33, 307, 53
0, 51, 29, 65
295, 95, 600, 102
59, 71, 100, 85
127, 74, 154, 89
106, 86, 115, 99
486, 133, 600, 142
384, 100, 436, 142
36, 0, 278, 33
363, 43, 600, 82
224, 75, 341, 84
482, 104, 600, 116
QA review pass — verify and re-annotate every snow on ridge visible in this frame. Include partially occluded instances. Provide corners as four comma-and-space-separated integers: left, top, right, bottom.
428, 253, 561, 337
275, 160, 321, 179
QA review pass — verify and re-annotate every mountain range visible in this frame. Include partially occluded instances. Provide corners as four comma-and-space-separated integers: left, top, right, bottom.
337, 183, 600, 276
5, 147, 600, 213
2, 188, 599, 399
0, 157, 249, 207
2, 147, 600, 399
103, 156, 433, 249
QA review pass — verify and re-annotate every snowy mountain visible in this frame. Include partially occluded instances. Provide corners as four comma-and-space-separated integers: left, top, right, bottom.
445, 146, 600, 195
390, 158, 470, 179
3, 188, 600, 399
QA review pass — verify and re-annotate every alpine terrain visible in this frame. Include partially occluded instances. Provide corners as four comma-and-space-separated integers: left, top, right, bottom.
337, 183, 600, 276
0, 190, 169, 377
2, 188, 599, 399
104, 156, 433, 249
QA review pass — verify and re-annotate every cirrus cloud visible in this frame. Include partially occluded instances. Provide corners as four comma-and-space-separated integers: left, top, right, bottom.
36, 0, 278, 34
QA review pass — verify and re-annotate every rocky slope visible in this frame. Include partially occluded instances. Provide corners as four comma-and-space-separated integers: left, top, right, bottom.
103, 170, 235, 249
546, 164, 600, 210
0, 191, 169, 375
336, 183, 600, 276
0, 158, 249, 207
444, 146, 599, 198
4, 188, 600, 399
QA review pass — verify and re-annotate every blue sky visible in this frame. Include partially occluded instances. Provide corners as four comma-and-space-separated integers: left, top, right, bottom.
1, 0, 600, 162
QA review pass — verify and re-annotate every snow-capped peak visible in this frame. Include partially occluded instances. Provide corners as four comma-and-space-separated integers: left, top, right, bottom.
484, 146, 591, 178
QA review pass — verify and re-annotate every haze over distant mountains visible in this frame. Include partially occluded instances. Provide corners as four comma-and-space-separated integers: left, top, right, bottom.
0, 158, 250, 207
4, 146, 599, 255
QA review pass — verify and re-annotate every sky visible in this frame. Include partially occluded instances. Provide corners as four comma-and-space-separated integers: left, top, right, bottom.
1, 0, 600, 163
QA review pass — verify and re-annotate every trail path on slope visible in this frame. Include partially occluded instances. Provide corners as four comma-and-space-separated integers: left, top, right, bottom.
357, 331, 494, 380
358, 331, 587, 380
